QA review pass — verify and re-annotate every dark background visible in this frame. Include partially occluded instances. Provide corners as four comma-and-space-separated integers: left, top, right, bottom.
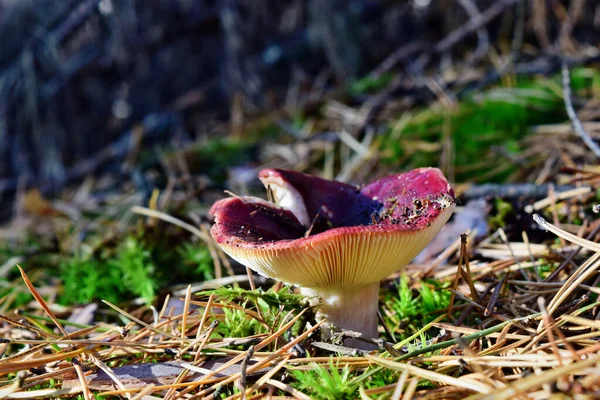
0, 0, 597, 195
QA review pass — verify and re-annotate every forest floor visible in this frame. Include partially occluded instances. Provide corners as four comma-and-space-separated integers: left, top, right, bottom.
1, 3, 600, 399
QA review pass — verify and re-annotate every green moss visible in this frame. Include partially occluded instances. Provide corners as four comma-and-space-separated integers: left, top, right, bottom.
215, 306, 267, 338
199, 286, 306, 311
200, 286, 310, 340
59, 255, 124, 304
290, 358, 359, 400
178, 243, 214, 281
55, 217, 218, 305
380, 70, 600, 182
361, 366, 400, 389
488, 197, 515, 231
383, 278, 451, 341
115, 237, 157, 304
59, 237, 157, 304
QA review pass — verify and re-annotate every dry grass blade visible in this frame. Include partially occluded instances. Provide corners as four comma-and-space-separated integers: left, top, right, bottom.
0, 348, 86, 374
73, 362, 92, 400
180, 284, 192, 341
524, 186, 591, 213
192, 318, 325, 398
131, 384, 156, 400
17, 265, 70, 338
0, 372, 25, 398
241, 355, 292, 399
198, 308, 308, 383
1, 387, 83, 399
391, 368, 409, 400
365, 354, 493, 394
533, 214, 600, 252
396, 314, 538, 361
467, 353, 600, 400
402, 378, 419, 400
101, 300, 183, 341
131, 205, 211, 242
560, 314, 600, 330
529, 230, 600, 330
86, 354, 133, 400
265, 379, 311, 399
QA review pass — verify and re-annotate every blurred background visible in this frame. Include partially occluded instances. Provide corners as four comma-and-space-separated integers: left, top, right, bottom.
1, 0, 598, 202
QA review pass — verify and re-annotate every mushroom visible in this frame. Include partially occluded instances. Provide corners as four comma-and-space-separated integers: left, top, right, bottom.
209, 168, 455, 347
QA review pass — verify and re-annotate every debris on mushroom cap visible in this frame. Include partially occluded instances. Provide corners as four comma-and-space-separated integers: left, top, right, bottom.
362, 167, 455, 230
209, 168, 455, 288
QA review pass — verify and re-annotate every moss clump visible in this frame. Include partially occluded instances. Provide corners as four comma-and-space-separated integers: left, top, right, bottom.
383, 278, 451, 341
290, 358, 359, 400
488, 197, 515, 231
60, 237, 157, 305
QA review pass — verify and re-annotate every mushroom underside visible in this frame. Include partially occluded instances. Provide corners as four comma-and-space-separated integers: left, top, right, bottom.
212, 204, 454, 288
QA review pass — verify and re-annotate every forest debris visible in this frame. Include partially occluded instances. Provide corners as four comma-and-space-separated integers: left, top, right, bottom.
524, 186, 592, 213
61, 358, 270, 390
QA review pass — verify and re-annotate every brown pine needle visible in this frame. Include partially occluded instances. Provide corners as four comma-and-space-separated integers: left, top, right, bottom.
73, 361, 92, 400
17, 265, 70, 339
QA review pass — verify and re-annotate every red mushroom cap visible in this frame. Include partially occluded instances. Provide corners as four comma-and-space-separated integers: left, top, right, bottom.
210, 168, 455, 288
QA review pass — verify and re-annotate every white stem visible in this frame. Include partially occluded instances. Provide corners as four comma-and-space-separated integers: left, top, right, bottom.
301, 282, 380, 349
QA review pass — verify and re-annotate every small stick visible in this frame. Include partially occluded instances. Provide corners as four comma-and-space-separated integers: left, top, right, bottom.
73, 360, 92, 400
457, 0, 489, 63
460, 233, 478, 300
561, 62, 600, 158
497, 228, 528, 280
434, 0, 518, 54
377, 310, 396, 343
237, 345, 254, 399
484, 274, 506, 317
537, 297, 563, 368
454, 282, 495, 326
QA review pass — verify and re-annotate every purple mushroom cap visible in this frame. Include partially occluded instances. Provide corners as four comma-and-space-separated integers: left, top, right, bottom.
209, 168, 455, 288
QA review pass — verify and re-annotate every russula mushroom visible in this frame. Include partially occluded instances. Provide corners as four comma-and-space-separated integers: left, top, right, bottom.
209, 168, 455, 347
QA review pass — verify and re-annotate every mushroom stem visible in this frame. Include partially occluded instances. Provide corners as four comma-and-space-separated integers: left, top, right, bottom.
301, 282, 380, 349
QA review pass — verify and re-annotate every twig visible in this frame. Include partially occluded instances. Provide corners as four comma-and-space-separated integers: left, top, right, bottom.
531, 0, 550, 49
369, 41, 425, 78
237, 345, 254, 399
484, 274, 506, 317
310, 341, 367, 356
457, 0, 489, 63
377, 310, 396, 343
561, 63, 600, 158
497, 228, 528, 280
434, 0, 518, 54
510, 0, 526, 58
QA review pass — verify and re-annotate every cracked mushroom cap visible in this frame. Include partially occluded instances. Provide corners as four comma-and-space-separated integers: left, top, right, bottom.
209, 168, 455, 288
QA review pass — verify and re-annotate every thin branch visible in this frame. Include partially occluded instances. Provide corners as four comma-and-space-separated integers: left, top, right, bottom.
457, 0, 490, 63
434, 0, 518, 54
561, 63, 600, 158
